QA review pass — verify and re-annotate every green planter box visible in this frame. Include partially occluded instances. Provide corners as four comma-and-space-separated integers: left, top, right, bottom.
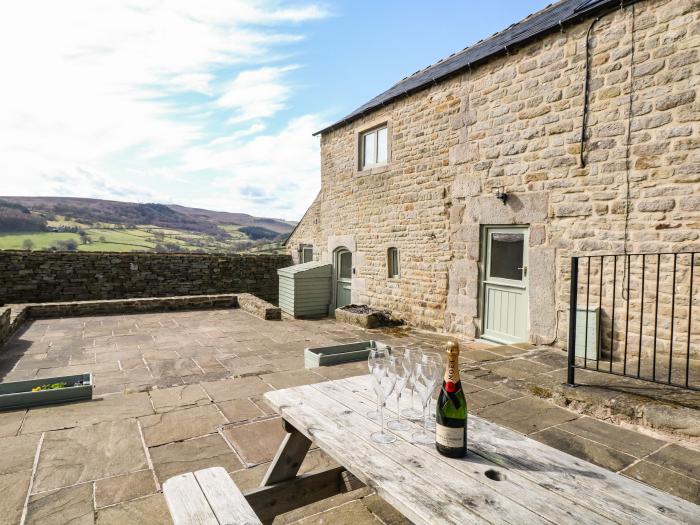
0, 373, 93, 410
304, 340, 390, 368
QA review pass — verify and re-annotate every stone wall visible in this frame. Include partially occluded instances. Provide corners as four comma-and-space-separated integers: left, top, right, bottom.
237, 293, 282, 320
0, 252, 292, 305
288, 0, 699, 352
0, 308, 10, 346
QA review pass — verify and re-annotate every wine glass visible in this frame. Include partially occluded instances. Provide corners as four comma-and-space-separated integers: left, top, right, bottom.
424, 351, 442, 430
401, 346, 423, 420
370, 356, 397, 444
412, 354, 441, 445
367, 345, 390, 420
387, 351, 411, 431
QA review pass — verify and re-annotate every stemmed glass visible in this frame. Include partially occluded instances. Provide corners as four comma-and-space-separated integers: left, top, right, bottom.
412, 354, 441, 445
423, 351, 442, 431
387, 352, 411, 431
370, 356, 397, 444
367, 345, 390, 420
401, 346, 422, 420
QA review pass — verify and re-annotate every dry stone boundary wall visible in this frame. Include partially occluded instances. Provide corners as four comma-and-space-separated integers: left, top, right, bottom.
0, 251, 292, 305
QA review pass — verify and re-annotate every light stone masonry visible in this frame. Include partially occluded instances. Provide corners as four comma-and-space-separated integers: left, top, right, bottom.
289, 0, 700, 352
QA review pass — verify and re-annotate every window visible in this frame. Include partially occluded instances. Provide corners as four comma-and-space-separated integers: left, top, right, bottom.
360, 125, 388, 169
300, 245, 313, 263
489, 233, 524, 281
338, 251, 352, 279
387, 247, 399, 278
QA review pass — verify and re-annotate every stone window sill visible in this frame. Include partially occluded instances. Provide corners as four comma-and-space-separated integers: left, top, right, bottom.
356, 164, 391, 177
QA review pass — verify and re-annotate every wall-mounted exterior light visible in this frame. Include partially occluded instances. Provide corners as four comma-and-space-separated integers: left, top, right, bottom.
495, 186, 508, 205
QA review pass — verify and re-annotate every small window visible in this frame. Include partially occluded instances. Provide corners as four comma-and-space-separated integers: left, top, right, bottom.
301, 245, 313, 263
338, 251, 352, 279
360, 125, 388, 169
387, 247, 399, 278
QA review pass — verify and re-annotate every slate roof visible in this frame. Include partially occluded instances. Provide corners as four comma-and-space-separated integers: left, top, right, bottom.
314, 0, 626, 136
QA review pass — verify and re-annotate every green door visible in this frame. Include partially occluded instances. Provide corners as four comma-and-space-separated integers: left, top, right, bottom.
482, 227, 529, 344
335, 248, 352, 309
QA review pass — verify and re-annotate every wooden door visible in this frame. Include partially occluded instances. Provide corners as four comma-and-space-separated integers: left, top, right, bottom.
334, 248, 352, 309
482, 227, 529, 343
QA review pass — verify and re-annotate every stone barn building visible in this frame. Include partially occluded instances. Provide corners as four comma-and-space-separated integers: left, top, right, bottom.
287, 0, 699, 355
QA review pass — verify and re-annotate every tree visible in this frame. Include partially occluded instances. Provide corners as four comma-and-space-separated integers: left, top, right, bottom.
99, 236, 106, 243
52, 239, 78, 251
22, 239, 34, 251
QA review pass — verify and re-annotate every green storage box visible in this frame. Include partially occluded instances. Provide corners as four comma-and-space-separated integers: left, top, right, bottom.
278, 262, 332, 318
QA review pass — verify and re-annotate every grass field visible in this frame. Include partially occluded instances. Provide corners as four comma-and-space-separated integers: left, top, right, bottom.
0, 232, 82, 250
0, 218, 286, 254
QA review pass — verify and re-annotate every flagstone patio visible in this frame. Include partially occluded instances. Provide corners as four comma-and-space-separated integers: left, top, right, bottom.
0, 308, 698, 524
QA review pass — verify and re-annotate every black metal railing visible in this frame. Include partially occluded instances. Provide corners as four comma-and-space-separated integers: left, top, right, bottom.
567, 252, 698, 391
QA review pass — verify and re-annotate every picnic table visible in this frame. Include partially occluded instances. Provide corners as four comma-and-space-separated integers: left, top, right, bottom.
261, 375, 699, 525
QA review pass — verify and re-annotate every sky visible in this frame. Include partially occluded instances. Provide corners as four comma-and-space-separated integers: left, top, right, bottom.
0, 0, 547, 221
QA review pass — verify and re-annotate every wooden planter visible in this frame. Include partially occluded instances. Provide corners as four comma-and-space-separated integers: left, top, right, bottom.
0, 373, 93, 410
304, 340, 389, 368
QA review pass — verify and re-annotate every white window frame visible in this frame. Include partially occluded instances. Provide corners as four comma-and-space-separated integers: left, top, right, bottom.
360, 124, 388, 170
387, 247, 400, 278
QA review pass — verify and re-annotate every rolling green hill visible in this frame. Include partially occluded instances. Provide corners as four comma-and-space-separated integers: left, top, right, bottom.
0, 197, 295, 255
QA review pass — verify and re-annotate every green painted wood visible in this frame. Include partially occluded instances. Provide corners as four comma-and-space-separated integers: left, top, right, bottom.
0, 373, 93, 410
278, 262, 332, 317
304, 340, 389, 368
482, 227, 529, 344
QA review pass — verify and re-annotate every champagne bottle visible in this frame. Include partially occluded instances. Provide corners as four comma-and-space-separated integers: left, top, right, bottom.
435, 341, 467, 457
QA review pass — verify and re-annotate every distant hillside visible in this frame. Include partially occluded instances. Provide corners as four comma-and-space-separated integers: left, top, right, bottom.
0, 197, 295, 255
1, 197, 295, 237
167, 204, 295, 234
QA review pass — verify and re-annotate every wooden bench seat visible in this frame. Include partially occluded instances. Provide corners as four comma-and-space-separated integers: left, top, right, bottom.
163, 467, 262, 525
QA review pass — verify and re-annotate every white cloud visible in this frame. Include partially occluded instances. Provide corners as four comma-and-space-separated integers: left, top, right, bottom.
183, 114, 321, 219
0, 0, 327, 219
218, 65, 299, 123
1, 166, 162, 203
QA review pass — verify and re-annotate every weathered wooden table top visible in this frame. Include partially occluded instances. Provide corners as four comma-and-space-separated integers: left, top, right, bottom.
264, 375, 699, 525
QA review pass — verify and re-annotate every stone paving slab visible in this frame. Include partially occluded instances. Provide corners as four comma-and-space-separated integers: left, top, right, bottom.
201, 375, 271, 402
554, 416, 667, 457
223, 417, 287, 467
94, 470, 158, 509
621, 460, 700, 504
293, 499, 383, 525
645, 443, 700, 480
217, 398, 266, 423
26, 483, 94, 525
139, 404, 227, 447
477, 395, 579, 434
531, 426, 638, 471
149, 434, 244, 483
481, 357, 558, 380
0, 433, 40, 475
261, 369, 325, 389
20, 392, 154, 434
96, 493, 173, 525
0, 470, 32, 525
33, 419, 148, 493
149, 384, 211, 413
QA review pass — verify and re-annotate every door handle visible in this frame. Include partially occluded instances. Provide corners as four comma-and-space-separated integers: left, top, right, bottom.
518, 266, 528, 276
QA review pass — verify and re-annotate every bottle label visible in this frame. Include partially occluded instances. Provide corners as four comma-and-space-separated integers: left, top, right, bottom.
436, 423, 464, 448
444, 350, 460, 384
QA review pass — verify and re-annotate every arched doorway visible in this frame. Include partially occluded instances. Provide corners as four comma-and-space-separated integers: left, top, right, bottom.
333, 247, 352, 309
